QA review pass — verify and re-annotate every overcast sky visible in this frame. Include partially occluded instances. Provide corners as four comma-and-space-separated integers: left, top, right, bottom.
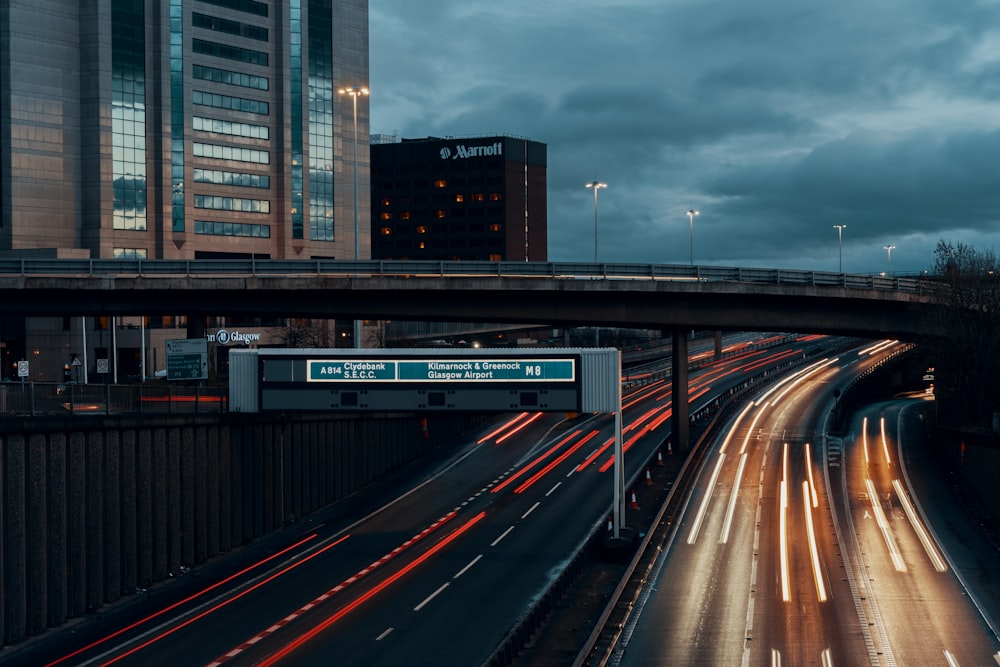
369, 0, 1000, 275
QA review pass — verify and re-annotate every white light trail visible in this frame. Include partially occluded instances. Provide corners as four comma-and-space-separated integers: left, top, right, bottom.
821, 648, 833, 667
865, 478, 906, 572
740, 401, 770, 455
862, 416, 870, 467
720, 452, 748, 544
805, 443, 818, 508
944, 649, 960, 667
892, 479, 947, 572
687, 452, 726, 545
721, 402, 755, 454
780, 443, 791, 601
802, 481, 828, 602
880, 415, 892, 466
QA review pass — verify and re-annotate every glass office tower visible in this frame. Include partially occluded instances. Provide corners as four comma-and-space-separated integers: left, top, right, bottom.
1, 0, 370, 261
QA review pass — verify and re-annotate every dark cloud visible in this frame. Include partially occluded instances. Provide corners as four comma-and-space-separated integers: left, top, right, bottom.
370, 0, 1000, 274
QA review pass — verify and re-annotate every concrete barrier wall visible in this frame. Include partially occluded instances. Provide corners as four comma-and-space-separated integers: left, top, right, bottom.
0, 411, 487, 647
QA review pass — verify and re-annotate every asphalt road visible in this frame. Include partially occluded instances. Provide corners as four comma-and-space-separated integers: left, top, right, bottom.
611, 346, 1000, 666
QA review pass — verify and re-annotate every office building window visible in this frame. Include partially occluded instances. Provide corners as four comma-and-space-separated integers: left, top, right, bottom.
197, 0, 269, 17
193, 91, 269, 116
192, 12, 268, 42
194, 220, 271, 237
193, 65, 269, 91
194, 142, 270, 164
194, 195, 270, 213
192, 39, 268, 66
194, 168, 270, 189
193, 116, 269, 140
308, 0, 335, 242
114, 248, 148, 259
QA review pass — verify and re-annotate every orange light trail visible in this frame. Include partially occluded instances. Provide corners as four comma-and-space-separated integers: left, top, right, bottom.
495, 412, 544, 444
514, 431, 600, 493
476, 412, 530, 443
45, 533, 320, 667
101, 533, 348, 666
492, 429, 582, 494
258, 512, 487, 666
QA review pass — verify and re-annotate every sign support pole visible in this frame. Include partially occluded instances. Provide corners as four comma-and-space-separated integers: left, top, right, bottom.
613, 350, 623, 538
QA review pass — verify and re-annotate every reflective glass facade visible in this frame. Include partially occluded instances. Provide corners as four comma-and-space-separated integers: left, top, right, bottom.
2, 0, 369, 261
112, 0, 147, 232
308, 0, 335, 242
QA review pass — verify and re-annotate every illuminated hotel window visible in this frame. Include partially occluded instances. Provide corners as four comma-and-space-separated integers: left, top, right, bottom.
380, 227, 392, 235
472, 193, 485, 202
489, 223, 502, 232
454, 194, 464, 203
489, 254, 502, 261
381, 197, 391, 206
418, 241, 426, 249
433, 179, 447, 188
416, 225, 428, 234
490, 193, 502, 201
379, 212, 392, 220
401, 211, 412, 220
436, 210, 446, 219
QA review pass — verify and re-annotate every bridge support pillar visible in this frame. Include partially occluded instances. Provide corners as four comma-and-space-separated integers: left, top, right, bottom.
714, 331, 723, 358
672, 330, 690, 452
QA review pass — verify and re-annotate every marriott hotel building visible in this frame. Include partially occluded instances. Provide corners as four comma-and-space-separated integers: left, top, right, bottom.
370, 135, 547, 262
0, 0, 369, 380
1, 0, 370, 262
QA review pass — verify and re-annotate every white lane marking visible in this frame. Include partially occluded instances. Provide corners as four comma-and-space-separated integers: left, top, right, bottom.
454, 554, 482, 579
892, 479, 947, 572
414, 582, 450, 612
521, 501, 541, 519
545, 481, 562, 496
686, 452, 726, 545
376, 628, 394, 641
491, 525, 515, 547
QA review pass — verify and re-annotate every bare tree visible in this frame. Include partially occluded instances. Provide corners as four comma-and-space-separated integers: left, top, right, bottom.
271, 319, 331, 348
926, 240, 1000, 429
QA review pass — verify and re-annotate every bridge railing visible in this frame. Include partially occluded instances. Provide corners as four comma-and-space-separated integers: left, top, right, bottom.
0, 258, 930, 293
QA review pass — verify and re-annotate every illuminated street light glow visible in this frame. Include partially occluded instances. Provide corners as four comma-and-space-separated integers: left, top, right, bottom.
339, 85, 370, 348
585, 180, 607, 263
687, 209, 700, 265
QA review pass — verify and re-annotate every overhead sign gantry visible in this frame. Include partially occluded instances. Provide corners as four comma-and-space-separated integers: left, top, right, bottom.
230, 348, 617, 414
229, 347, 629, 537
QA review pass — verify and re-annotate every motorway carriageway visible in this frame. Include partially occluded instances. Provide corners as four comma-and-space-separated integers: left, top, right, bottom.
23, 334, 840, 667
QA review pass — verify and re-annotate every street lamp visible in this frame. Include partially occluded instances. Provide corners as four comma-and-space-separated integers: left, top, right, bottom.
884, 244, 896, 274
687, 209, 700, 265
833, 224, 847, 272
585, 180, 607, 262
339, 85, 369, 348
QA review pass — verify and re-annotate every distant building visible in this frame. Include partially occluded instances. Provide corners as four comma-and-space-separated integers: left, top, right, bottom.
370, 136, 547, 261
0, 1, 370, 380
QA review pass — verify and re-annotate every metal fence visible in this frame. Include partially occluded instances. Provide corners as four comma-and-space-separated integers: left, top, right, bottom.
0, 382, 227, 417
0, 258, 931, 294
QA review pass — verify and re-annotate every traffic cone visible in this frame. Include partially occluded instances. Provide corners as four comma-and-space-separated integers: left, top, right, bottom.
630, 489, 639, 510
607, 515, 613, 531
667, 440, 674, 456
656, 451, 664, 466
645, 468, 653, 485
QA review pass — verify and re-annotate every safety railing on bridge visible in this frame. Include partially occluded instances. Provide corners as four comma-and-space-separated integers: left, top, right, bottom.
0, 258, 932, 294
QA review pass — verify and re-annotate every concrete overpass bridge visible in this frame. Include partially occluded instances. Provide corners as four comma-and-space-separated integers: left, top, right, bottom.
0, 258, 944, 449
0, 258, 942, 338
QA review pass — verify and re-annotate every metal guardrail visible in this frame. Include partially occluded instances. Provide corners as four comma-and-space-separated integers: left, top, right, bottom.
0, 258, 931, 294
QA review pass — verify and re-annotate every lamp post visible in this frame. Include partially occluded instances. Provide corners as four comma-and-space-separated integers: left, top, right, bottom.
339, 85, 369, 348
585, 180, 607, 262
833, 224, 846, 272
687, 209, 700, 265
884, 244, 895, 274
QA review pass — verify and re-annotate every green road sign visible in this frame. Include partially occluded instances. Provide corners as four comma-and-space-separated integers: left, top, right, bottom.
307, 358, 576, 383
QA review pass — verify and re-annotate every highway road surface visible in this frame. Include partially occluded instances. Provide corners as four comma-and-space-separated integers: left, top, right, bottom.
13, 335, 837, 667
610, 342, 1000, 666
